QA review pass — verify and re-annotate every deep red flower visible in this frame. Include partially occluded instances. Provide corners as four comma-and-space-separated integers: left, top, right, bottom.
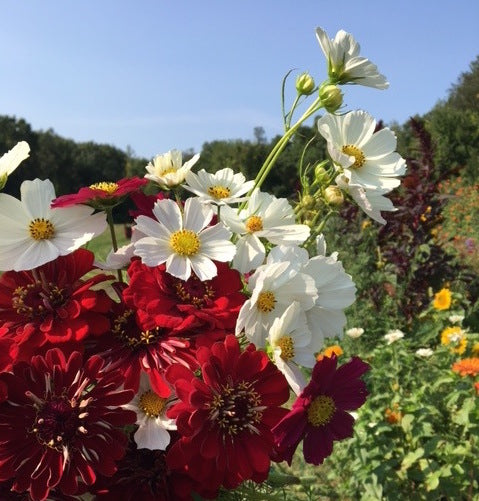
51, 177, 148, 209
0, 349, 135, 501
0, 249, 114, 353
165, 335, 290, 498
92, 301, 199, 397
89, 438, 194, 501
129, 191, 168, 219
272, 355, 370, 465
123, 259, 246, 346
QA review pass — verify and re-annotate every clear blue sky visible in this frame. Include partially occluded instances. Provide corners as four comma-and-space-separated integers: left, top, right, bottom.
1, 1, 478, 160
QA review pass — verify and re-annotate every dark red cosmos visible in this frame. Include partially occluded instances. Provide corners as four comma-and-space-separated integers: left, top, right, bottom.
165, 335, 290, 498
0, 349, 135, 501
0, 249, 114, 352
272, 355, 370, 466
92, 301, 198, 397
129, 191, 168, 219
123, 259, 246, 346
51, 177, 148, 209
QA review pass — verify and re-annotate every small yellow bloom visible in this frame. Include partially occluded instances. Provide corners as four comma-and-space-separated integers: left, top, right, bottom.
440, 326, 467, 354
433, 288, 452, 310
472, 342, 479, 356
317, 345, 343, 361
361, 220, 371, 231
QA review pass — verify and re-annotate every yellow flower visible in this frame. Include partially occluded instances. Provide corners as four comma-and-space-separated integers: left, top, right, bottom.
433, 288, 452, 310
472, 342, 479, 356
316, 345, 343, 361
440, 326, 467, 354
361, 220, 371, 231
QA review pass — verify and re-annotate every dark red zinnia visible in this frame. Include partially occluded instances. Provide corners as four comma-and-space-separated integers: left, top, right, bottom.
0, 249, 114, 353
0, 349, 135, 501
272, 355, 370, 465
165, 335, 290, 498
51, 177, 148, 209
92, 301, 199, 397
123, 259, 246, 346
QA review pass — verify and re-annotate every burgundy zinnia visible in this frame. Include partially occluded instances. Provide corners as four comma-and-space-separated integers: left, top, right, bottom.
272, 355, 370, 465
165, 335, 290, 498
51, 177, 148, 209
0, 349, 135, 501
0, 249, 114, 352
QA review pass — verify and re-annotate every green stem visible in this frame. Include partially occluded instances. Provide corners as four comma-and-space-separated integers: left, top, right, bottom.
106, 208, 123, 282
303, 209, 335, 248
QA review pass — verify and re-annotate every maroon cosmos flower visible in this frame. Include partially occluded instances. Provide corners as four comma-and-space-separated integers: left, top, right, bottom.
0, 349, 136, 501
0, 249, 114, 354
165, 335, 290, 498
51, 177, 148, 210
123, 259, 246, 346
272, 355, 370, 465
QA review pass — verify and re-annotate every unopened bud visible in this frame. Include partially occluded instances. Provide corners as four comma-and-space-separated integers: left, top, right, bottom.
301, 194, 315, 210
324, 186, 344, 206
319, 84, 343, 113
296, 73, 315, 95
314, 165, 330, 185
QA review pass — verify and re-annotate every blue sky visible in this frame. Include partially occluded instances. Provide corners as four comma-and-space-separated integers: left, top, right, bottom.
1, 1, 478, 159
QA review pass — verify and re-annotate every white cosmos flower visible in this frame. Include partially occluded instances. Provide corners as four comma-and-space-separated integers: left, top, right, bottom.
318, 111, 406, 192
0, 141, 30, 188
133, 197, 236, 281
267, 245, 356, 352
0, 178, 107, 272
336, 174, 397, 225
184, 167, 255, 206
346, 327, 364, 339
268, 301, 316, 395
236, 260, 317, 347
415, 348, 434, 358
315, 27, 388, 89
145, 149, 199, 187
124, 375, 176, 450
384, 329, 405, 344
221, 189, 310, 273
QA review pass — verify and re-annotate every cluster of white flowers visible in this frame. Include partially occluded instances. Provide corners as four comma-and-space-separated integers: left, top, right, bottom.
384, 329, 405, 344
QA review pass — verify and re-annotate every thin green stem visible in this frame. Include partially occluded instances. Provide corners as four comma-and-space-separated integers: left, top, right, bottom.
106, 208, 123, 282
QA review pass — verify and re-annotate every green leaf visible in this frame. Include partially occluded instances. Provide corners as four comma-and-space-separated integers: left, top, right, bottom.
401, 413, 414, 433
401, 447, 424, 470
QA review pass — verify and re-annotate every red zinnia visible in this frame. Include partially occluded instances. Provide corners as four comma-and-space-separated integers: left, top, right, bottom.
123, 259, 246, 346
51, 177, 148, 209
0, 349, 135, 501
165, 335, 290, 498
272, 355, 370, 465
0, 249, 114, 353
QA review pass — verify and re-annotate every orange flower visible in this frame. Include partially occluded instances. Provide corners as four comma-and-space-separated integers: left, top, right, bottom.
316, 345, 343, 362
433, 288, 452, 310
452, 358, 479, 377
385, 404, 402, 424
440, 326, 467, 355
474, 382, 479, 396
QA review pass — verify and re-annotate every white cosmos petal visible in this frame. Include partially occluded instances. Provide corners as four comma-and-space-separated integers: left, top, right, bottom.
220, 205, 247, 234
134, 420, 172, 450
13, 239, 60, 271
274, 356, 307, 396
134, 237, 171, 266
189, 254, 217, 280
232, 234, 265, 273
306, 307, 347, 352
184, 197, 213, 232
166, 254, 190, 280
21, 179, 55, 219
0, 141, 30, 176
152, 199, 182, 233
134, 215, 171, 241
362, 128, 397, 157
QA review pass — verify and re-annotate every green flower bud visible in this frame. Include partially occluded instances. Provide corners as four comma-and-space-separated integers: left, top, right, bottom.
301, 194, 315, 210
296, 72, 315, 95
319, 84, 343, 113
0, 173, 7, 191
314, 165, 330, 186
324, 185, 344, 206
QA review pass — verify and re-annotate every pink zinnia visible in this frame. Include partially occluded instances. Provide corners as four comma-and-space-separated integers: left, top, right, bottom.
273, 355, 370, 465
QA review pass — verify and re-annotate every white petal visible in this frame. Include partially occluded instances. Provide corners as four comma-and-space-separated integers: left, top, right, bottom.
0, 141, 30, 176
166, 254, 191, 280
184, 197, 213, 232
134, 420, 172, 450
152, 199, 182, 233
21, 179, 55, 219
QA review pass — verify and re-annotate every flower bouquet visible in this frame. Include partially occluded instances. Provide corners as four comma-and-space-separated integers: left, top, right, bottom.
0, 26, 406, 500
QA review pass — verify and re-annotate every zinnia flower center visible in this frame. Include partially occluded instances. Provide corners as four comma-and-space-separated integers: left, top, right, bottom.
90, 181, 119, 194
31, 395, 82, 450
245, 215, 263, 233
208, 381, 264, 436
170, 229, 201, 256
307, 395, 336, 427
139, 390, 167, 418
112, 309, 162, 348
277, 336, 295, 361
207, 185, 231, 200
341, 144, 365, 169
257, 291, 276, 313
12, 281, 65, 318
174, 276, 215, 307
29, 218, 55, 240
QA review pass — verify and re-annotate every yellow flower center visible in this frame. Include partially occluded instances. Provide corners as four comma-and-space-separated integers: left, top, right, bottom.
257, 291, 276, 313
139, 390, 167, 418
307, 395, 336, 427
89, 182, 119, 194
245, 215, 263, 233
170, 229, 200, 256
342, 144, 366, 169
207, 185, 231, 200
160, 167, 177, 176
277, 336, 295, 361
29, 218, 55, 240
